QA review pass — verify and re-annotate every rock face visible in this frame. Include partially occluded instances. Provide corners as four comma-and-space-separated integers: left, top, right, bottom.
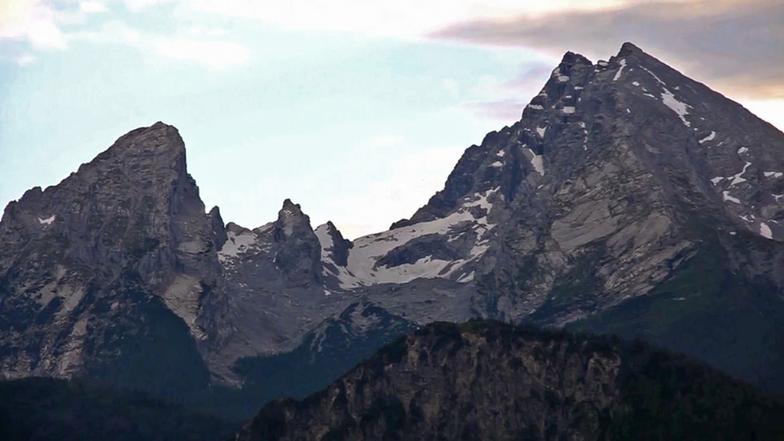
0, 122, 217, 396
231, 300, 416, 410
2, 42, 784, 409
236, 321, 784, 441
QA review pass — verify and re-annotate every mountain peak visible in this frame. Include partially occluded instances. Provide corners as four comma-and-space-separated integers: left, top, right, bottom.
617, 41, 644, 57
108, 121, 183, 155
73, 121, 189, 183
281, 198, 305, 214
315, 220, 352, 269
275, 199, 314, 241
559, 50, 592, 66
278, 199, 307, 222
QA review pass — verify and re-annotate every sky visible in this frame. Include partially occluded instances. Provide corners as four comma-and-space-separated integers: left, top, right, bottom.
1, 0, 782, 239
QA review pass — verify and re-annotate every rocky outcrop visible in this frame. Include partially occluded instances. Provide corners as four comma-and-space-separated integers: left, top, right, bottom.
316, 42, 784, 392
236, 321, 784, 441
0, 122, 219, 395
2, 42, 784, 411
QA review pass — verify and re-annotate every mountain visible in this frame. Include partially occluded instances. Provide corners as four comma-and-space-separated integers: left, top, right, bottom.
2, 41, 784, 416
236, 321, 784, 441
0, 123, 218, 397
316, 42, 784, 392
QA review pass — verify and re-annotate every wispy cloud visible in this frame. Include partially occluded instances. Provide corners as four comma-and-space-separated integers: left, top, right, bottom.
172, 0, 624, 40
0, 0, 68, 49
71, 20, 250, 69
79, 1, 108, 14
0, 0, 249, 69
457, 63, 554, 123
433, 0, 784, 99
123, 0, 173, 12
15, 52, 36, 65
467, 99, 526, 123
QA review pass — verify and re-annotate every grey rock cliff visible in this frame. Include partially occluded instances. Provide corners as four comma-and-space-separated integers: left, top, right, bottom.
0, 122, 219, 394
2, 42, 784, 404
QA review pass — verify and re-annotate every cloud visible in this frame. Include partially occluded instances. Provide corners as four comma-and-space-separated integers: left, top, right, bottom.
467, 99, 526, 123
79, 1, 108, 14
175, 0, 623, 40
123, 0, 174, 13
153, 37, 249, 68
0, 0, 68, 49
68, 19, 250, 69
433, 0, 784, 99
0, 0, 247, 69
16, 52, 36, 65
456, 63, 554, 123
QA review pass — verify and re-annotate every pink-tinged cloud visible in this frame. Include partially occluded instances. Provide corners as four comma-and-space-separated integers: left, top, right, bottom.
433, 0, 784, 99
467, 99, 528, 123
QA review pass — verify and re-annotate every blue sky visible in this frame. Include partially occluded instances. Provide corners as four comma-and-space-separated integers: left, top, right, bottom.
2, 0, 782, 238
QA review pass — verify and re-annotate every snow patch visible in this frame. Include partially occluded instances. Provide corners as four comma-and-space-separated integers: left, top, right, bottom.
760, 222, 773, 239
638, 66, 692, 127
315, 224, 362, 289
710, 177, 724, 185
722, 191, 741, 204
457, 271, 475, 283
699, 131, 716, 144
562, 106, 575, 114
660, 88, 691, 127
632, 81, 640, 87
490, 161, 503, 168
640, 66, 665, 85
527, 104, 544, 110
38, 215, 55, 225
729, 161, 752, 187
536, 126, 547, 138
527, 148, 545, 175
737, 146, 749, 155
764, 171, 783, 178
218, 229, 257, 263
342, 188, 500, 286
557, 75, 570, 82
496, 150, 505, 157
613, 58, 626, 81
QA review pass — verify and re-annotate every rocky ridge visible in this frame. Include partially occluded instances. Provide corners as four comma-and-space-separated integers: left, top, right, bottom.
1, 43, 784, 405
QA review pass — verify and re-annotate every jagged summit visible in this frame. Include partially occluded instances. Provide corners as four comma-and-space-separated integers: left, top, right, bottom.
315, 220, 353, 282
559, 50, 592, 67
280, 198, 303, 214
2, 43, 784, 412
92, 121, 184, 163
617, 41, 644, 57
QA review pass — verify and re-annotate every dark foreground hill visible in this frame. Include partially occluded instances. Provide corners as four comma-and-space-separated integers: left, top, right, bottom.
237, 321, 784, 441
0, 377, 235, 441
